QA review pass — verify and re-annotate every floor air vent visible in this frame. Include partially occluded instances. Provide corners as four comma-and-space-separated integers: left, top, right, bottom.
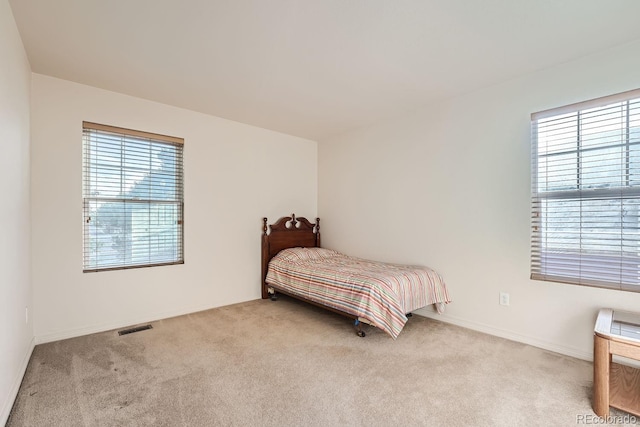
118, 325, 153, 336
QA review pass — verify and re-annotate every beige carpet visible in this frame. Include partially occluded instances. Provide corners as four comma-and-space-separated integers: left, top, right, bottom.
6, 296, 613, 426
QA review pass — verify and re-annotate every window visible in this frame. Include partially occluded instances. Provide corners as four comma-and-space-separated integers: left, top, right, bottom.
82, 122, 184, 272
531, 89, 640, 291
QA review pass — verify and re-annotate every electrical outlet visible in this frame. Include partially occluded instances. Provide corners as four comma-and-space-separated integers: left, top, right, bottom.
25, 307, 28, 324
499, 292, 510, 306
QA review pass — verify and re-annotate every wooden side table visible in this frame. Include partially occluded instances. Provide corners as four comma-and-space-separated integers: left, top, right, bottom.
593, 308, 640, 417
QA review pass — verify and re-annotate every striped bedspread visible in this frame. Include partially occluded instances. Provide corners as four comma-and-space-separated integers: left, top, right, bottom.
266, 247, 451, 339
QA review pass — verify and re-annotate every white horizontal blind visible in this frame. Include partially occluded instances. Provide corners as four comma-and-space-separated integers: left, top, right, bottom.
82, 122, 184, 272
531, 89, 640, 291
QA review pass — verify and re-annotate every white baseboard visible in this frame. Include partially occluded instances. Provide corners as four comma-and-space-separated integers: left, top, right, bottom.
417, 311, 593, 362
34, 302, 595, 361
1, 337, 35, 427
34, 302, 227, 344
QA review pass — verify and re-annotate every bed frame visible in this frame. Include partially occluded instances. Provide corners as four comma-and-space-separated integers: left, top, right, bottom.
261, 214, 368, 336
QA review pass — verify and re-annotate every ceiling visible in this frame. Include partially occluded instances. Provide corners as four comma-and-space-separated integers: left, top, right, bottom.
9, 0, 640, 141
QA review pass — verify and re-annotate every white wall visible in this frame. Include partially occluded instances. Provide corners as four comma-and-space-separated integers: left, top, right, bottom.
319, 40, 640, 360
0, 0, 33, 424
31, 74, 317, 342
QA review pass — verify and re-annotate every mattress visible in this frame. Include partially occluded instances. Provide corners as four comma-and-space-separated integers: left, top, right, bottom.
265, 247, 451, 338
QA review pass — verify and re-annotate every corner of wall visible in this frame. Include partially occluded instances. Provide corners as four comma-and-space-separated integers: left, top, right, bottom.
0, 338, 35, 426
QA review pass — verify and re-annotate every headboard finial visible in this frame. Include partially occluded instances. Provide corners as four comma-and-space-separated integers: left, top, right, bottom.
291, 213, 298, 228
263, 217, 268, 235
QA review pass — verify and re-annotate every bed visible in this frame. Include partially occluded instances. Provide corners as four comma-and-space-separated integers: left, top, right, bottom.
261, 214, 451, 338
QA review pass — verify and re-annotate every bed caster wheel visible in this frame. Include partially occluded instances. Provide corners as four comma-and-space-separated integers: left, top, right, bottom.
270, 294, 278, 301
406, 313, 413, 317
357, 330, 366, 338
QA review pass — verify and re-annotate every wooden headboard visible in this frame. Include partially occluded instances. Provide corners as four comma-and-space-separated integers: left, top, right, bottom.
261, 214, 320, 299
